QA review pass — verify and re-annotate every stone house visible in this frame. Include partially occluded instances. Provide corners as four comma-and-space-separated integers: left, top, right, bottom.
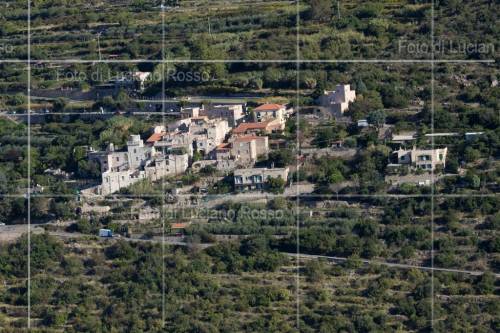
393, 146, 448, 171
253, 103, 290, 126
318, 84, 356, 115
204, 104, 245, 127
234, 167, 289, 191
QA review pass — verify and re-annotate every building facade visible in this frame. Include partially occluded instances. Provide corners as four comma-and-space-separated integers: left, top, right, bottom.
205, 104, 245, 127
89, 135, 189, 195
318, 84, 356, 115
253, 103, 290, 126
234, 167, 289, 191
232, 119, 284, 136
394, 147, 448, 171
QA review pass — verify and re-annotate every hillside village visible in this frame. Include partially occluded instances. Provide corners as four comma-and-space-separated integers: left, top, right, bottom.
73, 83, 459, 197
85, 102, 293, 195
0, 0, 498, 331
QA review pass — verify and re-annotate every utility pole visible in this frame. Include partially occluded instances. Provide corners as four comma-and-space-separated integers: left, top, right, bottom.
337, 1, 341, 19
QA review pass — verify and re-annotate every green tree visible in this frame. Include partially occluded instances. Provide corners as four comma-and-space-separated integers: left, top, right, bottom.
267, 176, 285, 194
52, 98, 68, 112
307, 0, 333, 22
367, 109, 386, 129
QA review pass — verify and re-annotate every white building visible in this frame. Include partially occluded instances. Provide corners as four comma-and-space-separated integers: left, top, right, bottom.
89, 135, 188, 195
204, 104, 245, 127
190, 117, 229, 155
211, 135, 269, 169
180, 106, 201, 119
132, 71, 151, 91
230, 135, 269, 166
234, 167, 289, 191
393, 147, 448, 171
127, 135, 153, 170
253, 103, 290, 126
391, 131, 417, 144
146, 117, 230, 157
318, 84, 356, 115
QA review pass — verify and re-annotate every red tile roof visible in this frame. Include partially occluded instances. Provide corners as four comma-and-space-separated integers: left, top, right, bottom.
146, 132, 164, 143
232, 121, 273, 134
254, 103, 284, 111
171, 223, 189, 229
216, 143, 232, 149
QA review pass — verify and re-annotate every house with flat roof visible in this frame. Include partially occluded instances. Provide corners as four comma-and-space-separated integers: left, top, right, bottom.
230, 135, 269, 166
393, 146, 448, 171
205, 104, 245, 127
210, 135, 269, 169
234, 167, 289, 191
318, 84, 356, 116
391, 131, 417, 144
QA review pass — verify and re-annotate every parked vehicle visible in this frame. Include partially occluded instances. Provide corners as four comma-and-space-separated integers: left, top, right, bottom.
99, 229, 113, 238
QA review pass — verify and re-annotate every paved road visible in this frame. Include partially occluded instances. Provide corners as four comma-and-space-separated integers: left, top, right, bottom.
3, 226, 496, 277
0, 225, 44, 242
39, 230, 500, 277
284, 253, 499, 278
46, 230, 213, 249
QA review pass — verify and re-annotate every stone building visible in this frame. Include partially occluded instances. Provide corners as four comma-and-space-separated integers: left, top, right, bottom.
205, 104, 245, 127
393, 146, 448, 171
233, 167, 289, 191
253, 103, 290, 126
89, 135, 188, 195
318, 84, 356, 115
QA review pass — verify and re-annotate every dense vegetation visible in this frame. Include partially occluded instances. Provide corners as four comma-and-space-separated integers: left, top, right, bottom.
0, 233, 498, 332
0, 0, 499, 331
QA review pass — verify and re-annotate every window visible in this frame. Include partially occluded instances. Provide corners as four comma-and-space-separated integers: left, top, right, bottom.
419, 155, 430, 161
134, 149, 136, 153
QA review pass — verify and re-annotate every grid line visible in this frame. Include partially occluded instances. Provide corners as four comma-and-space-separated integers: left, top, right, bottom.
430, 0, 436, 329
161, 1, 167, 327
27, 0, 32, 328
5, 193, 498, 198
0, 59, 495, 63
295, 0, 300, 329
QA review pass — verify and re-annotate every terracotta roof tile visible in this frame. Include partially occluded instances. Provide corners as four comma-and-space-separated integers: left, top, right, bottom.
233, 120, 273, 134
146, 132, 164, 143
254, 103, 284, 111
171, 223, 189, 229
